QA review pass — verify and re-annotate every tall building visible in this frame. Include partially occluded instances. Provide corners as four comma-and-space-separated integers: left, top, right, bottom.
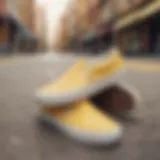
35, 4, 47, 50
7, 0, 18, 16
18, 0, 35, 33
76, 0, 160, 55
0, 0, 37, 53
114, 0, 160, 55
0, 0, 9, 52
0, 0, 8, 15
6, 0, 36, 34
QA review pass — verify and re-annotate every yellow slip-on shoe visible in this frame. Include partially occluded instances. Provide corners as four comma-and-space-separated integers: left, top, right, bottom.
40, 100, 123, 145
36, 59, 88, 105
36, 47, 127, 105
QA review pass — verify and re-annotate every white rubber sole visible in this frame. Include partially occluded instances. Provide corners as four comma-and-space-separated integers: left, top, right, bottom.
40, 113, 123, 146
36, 67, 128, 106
115, 81, 143, 107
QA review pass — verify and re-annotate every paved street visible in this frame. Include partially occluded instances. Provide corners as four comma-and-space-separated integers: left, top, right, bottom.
0, 54, 160, 160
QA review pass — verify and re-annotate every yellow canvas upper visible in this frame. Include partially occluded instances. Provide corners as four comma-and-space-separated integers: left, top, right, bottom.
39, 59, 87, 94
38, 48, 125, 95
88, 50, 125, 82
42, 101, 118, 132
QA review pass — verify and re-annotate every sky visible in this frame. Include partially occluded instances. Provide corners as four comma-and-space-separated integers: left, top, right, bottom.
36, 0, 69, 49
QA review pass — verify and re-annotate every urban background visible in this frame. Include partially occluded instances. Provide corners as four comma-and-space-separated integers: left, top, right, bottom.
0, 0, 160, 55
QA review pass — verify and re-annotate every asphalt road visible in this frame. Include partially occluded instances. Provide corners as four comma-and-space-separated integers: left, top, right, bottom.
0, 54, 160, 160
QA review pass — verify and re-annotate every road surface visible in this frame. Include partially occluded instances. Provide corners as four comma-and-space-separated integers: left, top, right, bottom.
0, 54, 160, 160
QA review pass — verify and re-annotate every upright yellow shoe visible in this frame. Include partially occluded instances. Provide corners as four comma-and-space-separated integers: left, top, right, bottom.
36, 59, 87, 105
36, 47, 127, 105
40, 100, 123, 145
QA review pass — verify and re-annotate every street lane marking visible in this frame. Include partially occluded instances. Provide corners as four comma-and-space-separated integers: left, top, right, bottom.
128, 62, 160, 72
0, 57, 160, 73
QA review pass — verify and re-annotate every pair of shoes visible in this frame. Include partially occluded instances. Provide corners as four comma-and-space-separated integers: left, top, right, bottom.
36, 48, 126, 105
35, 48, 137, 145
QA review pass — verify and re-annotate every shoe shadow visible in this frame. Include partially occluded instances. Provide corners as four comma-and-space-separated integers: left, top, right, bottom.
83, 141, 122, 151
37, 117, 122, 151
37, 116, 62, 134
110, 111, 141, 126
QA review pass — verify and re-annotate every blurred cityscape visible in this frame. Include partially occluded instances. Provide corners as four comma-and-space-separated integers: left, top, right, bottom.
1, 1, 160, 159
0, 0, 160, 55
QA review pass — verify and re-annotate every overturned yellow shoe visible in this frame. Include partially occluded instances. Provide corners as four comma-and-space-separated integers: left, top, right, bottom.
40, 101, 123, 145
36, 48, 126, 105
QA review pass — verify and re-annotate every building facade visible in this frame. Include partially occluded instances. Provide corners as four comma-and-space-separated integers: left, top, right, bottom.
6, 0, 35, 33
0, 0, 8, 15
18, 0, 35, 33
0, 0, 37, 53
0, 0, 9, 52
7, 0, 18, 16
79, 0, 159, 55
115, 0, 160, 55
35, 4, 47, 50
